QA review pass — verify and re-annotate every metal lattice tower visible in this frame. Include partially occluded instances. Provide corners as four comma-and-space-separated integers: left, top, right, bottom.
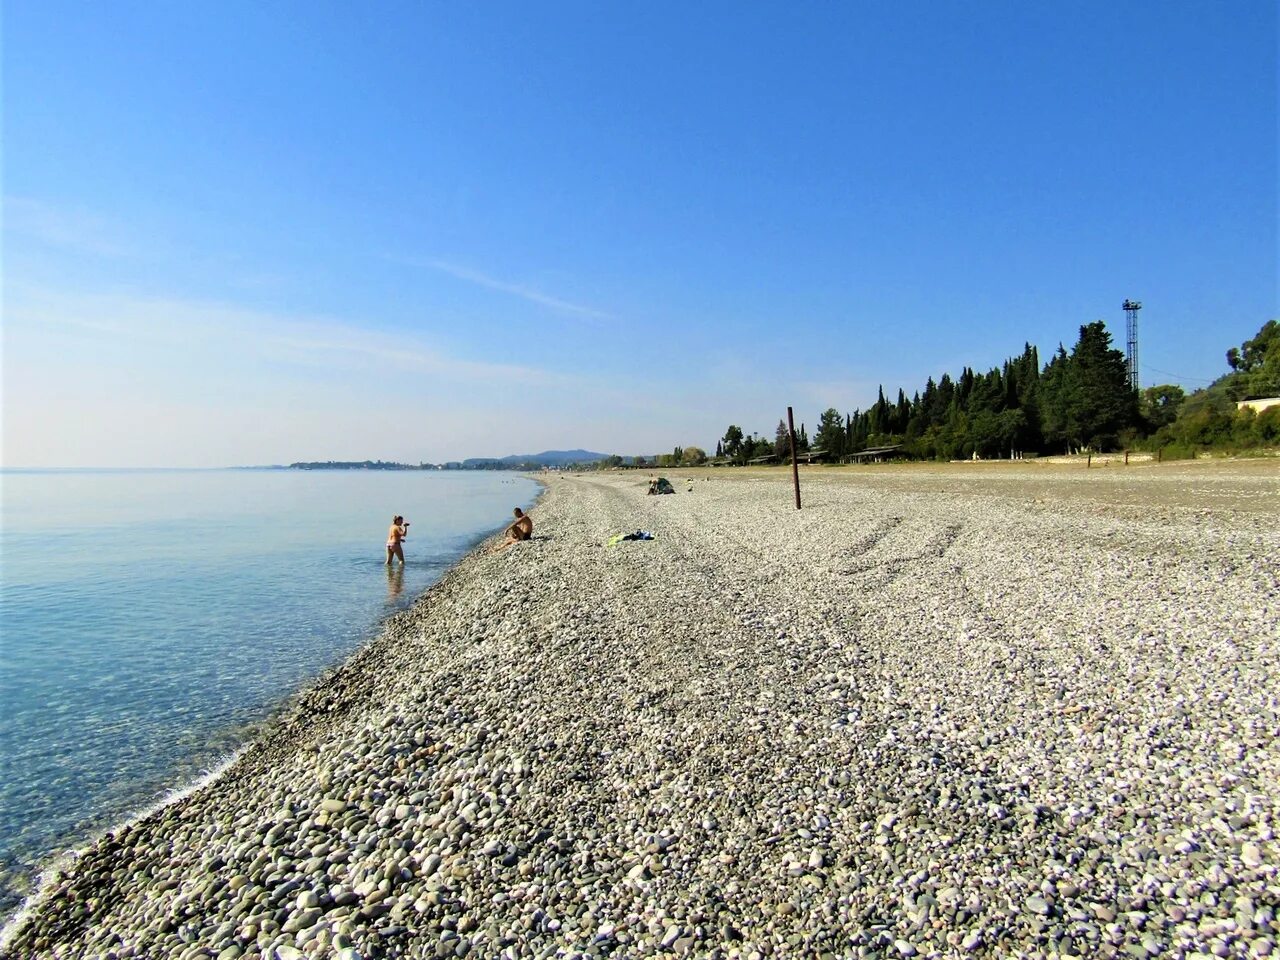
1123, 299, 1142, 390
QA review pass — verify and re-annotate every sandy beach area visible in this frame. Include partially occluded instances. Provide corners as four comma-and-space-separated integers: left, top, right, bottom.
4, 461, 1277, 960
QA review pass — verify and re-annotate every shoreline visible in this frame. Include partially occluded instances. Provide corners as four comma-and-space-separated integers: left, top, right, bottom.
1, 479, 547, 948
3, 468, 1275, 958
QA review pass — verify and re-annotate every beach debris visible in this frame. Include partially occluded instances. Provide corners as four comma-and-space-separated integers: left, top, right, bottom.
606, 530, 655, 546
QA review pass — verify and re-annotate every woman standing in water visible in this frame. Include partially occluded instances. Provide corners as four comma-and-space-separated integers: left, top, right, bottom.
385, 515, 409, 565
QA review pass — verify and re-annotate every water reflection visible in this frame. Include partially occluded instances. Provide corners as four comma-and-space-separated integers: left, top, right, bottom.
385, 563, 404, 601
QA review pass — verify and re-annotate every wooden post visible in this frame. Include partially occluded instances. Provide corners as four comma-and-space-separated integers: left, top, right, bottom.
787, 406, 801, 510
1124, 450, 1130, 466
1087, 452, 1092, 469
1157, 448, 1163, 463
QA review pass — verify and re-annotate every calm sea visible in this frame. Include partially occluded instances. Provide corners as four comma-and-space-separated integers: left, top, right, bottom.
0, 468, 539, 916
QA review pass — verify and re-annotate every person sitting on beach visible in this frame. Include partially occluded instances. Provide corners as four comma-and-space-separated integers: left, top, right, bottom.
494, 507, 533, 552
385, 515, 409, 565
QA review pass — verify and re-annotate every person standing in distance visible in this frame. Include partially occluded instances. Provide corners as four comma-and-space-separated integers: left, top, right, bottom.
386, 515, 410, 565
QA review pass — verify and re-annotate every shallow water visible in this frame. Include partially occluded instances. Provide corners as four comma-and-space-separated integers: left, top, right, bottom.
0, 468, 538, 912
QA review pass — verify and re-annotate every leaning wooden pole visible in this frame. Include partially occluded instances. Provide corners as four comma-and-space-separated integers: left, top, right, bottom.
787, 405, 801, 510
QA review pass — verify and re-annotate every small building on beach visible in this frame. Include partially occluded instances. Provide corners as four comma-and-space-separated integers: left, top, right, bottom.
845, 444, 904, 463
795, 448, 830, 463
1237, 396, 1280, 414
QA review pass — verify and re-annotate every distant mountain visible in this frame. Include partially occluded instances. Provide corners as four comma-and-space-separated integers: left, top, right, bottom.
462, 449, 611, 468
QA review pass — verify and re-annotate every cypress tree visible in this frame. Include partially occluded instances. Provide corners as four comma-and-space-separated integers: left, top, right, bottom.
1039, 345, 1072, 451
1064, 321, 1139, 448
774, 420, 790, 460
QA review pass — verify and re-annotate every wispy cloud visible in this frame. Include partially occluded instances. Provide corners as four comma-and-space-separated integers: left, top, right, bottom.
422, 259, 612, 321
3, 196, 134, 259
5, 287, 564, 388
2, 286, 670, 466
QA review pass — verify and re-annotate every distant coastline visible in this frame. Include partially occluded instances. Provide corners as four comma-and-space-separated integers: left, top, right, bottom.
287, 460, 438, 471
287, 449, 615, 472
2, 450, 623, 474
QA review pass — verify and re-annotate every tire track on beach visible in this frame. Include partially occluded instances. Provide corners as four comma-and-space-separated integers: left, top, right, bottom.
626, 479, 1053, 918
833, 522, 962, 587
549, 478, 1064, 913
562, 477, 896, 903
503, 477, 816, 922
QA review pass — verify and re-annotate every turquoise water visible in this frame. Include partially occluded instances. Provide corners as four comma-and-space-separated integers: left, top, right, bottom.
0, 469, 539, 914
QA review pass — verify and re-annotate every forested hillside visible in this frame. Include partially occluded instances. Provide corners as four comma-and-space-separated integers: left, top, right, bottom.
690, 319, 1279, 464
1148, 320, 1280, 453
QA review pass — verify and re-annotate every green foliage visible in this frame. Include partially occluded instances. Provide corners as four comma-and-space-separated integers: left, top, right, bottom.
774, 419, 791, 460
1148, 320, 1280, 452
1178, 321, 1280, 422
692, 319, 1278, 465
721, 425, 744, 460
1257, 406, 1280, 444
681, 446, 707, 465
1146, 400, 1280, 457
815, 408, 847, 459
1227, 320, 1280, 398
1177, 407, 1236, 447
1157, 442, 1198, 461
739, 434, 774, 463
1225, 319, 1279, 385
1061, 322, 1139, 448
721, 425, 774, 464
1142, 385, 1185, 430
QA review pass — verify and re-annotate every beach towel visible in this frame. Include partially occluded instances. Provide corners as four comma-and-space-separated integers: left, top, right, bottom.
607, 530, 655, 546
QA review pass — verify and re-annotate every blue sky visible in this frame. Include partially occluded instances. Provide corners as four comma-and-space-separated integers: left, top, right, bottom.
4, 2, 1276, 466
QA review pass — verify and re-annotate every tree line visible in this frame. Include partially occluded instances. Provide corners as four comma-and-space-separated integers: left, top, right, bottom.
703, 318, 1278, 464
1150, 319, 1280, 454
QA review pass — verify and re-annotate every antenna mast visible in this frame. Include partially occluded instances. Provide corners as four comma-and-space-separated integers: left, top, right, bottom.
1123, 299, 1142, 390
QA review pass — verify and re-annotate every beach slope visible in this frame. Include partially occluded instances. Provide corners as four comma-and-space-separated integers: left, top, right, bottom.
5, 465, 1277, 959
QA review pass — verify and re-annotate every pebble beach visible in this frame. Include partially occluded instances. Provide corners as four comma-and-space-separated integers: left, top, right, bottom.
4, 462, 1277, 960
